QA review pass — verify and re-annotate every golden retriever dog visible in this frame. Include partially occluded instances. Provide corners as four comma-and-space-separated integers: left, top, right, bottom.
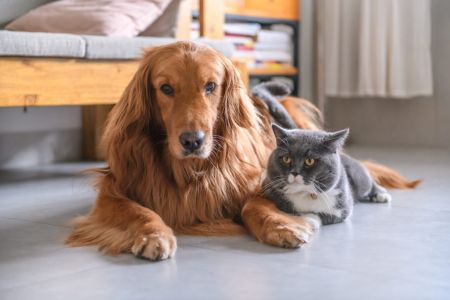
66, 41, 419, 260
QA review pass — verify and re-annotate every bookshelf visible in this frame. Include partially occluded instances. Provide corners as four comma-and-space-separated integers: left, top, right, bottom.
194, 0, 301, 95
249, 65, 298, 76
221, 0, 299, 21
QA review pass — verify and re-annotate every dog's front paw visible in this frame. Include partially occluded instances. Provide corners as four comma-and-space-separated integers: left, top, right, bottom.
263, 222, 312, 248
131, 231, 177, 261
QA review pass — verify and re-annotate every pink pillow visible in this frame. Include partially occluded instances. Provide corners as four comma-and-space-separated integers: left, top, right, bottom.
6, 0, 173, 37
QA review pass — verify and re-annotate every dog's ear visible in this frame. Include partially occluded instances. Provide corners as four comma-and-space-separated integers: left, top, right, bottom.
102, 47, 163, 164
106, 47, 165, 134
219, 55, 258, 130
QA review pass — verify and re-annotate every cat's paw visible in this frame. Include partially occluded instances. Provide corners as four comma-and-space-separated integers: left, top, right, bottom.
370, 192, 392, 203
264, 223, 312, 248
303, 213, 322, 231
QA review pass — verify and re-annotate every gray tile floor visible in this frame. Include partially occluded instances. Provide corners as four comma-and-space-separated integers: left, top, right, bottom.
1, 147, 449, 300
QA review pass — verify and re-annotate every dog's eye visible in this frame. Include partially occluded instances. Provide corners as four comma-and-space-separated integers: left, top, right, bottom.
204, 82, 216, 94
160, 84, 174, 96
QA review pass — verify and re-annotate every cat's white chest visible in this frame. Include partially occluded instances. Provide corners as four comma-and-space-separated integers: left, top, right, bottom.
285, 188, 343, 217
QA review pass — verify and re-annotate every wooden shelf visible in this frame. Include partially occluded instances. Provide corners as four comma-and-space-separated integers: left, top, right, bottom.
248, 65, 298, 76
224, 0, 300, 21
224, 14, 298, 26
192, 0, 300, 22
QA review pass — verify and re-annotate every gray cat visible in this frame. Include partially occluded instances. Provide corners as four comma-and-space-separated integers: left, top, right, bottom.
263, 124, 391, 229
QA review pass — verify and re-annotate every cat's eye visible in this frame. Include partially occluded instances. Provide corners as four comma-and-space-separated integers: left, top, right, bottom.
205, 81, 216, 94
160, 84, 174, 96
305, 158, 315, 166
282, 155, 292, 165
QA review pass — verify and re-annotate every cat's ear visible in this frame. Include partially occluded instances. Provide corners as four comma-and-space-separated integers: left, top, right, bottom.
322, 128, 349, 152
271, 123, 289, 146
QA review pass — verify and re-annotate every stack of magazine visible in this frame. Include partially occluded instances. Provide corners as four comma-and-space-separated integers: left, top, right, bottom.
191, 22, 294, 70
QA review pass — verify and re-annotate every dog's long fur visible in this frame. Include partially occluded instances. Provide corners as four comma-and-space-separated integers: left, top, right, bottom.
67, 42, 418, 259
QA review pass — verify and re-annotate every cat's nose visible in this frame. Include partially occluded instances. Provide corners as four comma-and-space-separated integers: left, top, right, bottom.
291, 172, 299, 176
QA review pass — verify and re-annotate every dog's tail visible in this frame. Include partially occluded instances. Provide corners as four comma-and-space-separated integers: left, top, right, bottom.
363, 160, 422, 189
280, 96, 324, 130
175, 219, 246, 236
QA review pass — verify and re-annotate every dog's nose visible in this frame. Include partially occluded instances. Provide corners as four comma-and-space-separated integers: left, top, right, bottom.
179, 131, 205, 152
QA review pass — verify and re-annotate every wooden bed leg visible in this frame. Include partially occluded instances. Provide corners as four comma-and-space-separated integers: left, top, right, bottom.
82, 105, 113, 161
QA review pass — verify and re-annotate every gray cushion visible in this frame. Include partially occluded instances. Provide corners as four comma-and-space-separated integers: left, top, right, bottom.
0, 30, 85, 57
0, 30, 234, 59
83, 35, 234, 59
83, 35, 175, 59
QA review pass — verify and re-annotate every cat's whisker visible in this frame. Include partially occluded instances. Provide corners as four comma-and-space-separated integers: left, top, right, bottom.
261, 179, 286, 194
261, 178, 286, 194
311, 179, 334, 215
321, 193, 333, 215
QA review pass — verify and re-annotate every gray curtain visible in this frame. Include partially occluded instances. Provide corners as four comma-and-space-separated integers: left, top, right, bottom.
316, 0, 432, 102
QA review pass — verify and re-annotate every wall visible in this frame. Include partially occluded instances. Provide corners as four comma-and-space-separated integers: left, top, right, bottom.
324, 0, 450, 148
299, 0, 315, 102
0, 106, 82, 168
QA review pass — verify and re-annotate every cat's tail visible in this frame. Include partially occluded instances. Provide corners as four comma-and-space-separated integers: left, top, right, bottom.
252, 81, 324, 130
252, 81, 298, 129
363, 160, 422, 189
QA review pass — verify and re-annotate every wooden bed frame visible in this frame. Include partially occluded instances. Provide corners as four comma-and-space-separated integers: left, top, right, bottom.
0, 0, 246, 160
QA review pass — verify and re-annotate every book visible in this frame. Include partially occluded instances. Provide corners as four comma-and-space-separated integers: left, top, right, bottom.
224, 36, 254, 47
224, 23, 261, 36
254, 42, 290, 51
232, 50, 292, 64
257, 29, 291, 45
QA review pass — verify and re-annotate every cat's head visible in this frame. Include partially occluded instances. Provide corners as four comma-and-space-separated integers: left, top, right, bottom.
266, 124, 349, 195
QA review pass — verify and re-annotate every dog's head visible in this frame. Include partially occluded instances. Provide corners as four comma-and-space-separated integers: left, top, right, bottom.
108, 41, 256, 161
